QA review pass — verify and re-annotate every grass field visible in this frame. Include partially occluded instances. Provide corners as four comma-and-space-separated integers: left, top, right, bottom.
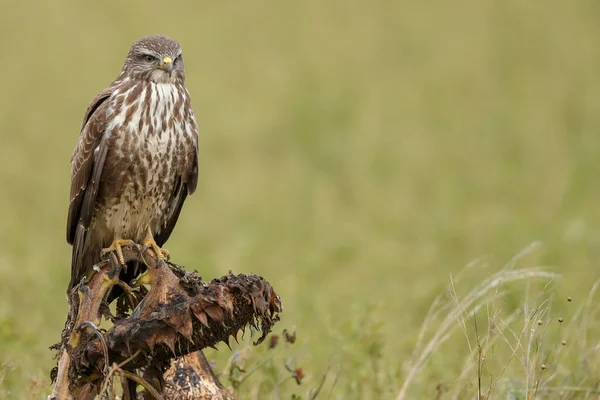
1, 1, 600, 398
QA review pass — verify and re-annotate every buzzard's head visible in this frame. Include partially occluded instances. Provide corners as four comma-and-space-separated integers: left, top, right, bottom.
123, 35, 185, 84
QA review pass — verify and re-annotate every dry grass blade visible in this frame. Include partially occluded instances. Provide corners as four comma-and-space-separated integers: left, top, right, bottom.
397, 250, 558, 400
0, 362, 13, 388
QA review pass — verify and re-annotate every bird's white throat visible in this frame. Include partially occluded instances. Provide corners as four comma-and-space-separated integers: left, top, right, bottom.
150, 69, 178, 84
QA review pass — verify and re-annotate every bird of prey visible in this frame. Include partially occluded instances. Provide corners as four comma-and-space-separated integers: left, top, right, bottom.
66, 35, 199, 293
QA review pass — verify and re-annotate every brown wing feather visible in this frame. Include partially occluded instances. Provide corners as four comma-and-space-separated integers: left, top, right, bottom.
66, 88, 114, 291
66, 88, 112, 244
186, 145, 199, 195
155, 142, 199, 246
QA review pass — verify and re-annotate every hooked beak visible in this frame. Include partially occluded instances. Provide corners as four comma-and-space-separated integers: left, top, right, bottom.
161, 57, 173, 74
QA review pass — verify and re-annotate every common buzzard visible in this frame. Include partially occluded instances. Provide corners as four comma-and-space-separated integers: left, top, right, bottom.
66, 35, 199, 293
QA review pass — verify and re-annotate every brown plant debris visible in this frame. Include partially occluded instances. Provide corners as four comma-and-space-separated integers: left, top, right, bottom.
163, 351, 236, 400
49, 244, 281, 400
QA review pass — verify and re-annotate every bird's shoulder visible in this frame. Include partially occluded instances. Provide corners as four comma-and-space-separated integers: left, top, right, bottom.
71, 79, 131, 162
69, 81, 123, 199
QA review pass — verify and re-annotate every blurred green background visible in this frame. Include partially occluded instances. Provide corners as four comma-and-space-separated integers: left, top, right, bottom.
1, 0, 600, 398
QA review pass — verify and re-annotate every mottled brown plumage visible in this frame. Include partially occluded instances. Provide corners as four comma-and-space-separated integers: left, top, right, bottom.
67, 35, 199, 292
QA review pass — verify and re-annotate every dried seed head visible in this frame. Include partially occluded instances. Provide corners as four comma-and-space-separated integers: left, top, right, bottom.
541, 364, 547, 370
558, 317, 564, 323
568, 296, 572, 302
562, 340, 567, 346
537, 320, 543, 326
283, 329, 296, 344
293, 367, 305, 384
269, 335, 280, 349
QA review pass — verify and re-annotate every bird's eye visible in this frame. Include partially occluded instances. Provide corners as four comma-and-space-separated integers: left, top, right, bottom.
143, 55, 155, 63
174, 54, 182, 64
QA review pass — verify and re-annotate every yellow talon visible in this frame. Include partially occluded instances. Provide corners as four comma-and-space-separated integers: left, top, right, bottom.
101, 239, 135, 265
142, 228, 169, 260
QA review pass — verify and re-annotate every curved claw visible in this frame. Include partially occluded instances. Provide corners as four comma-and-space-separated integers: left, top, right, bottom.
101, 239, 136, 265
142, 228, 169, 261
160, 248, 171, 261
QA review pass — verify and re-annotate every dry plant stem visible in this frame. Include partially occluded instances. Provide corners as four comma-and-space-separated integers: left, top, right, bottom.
50, 252, 124, 400
98, 350, 142, 398
120, 370, 163, 400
